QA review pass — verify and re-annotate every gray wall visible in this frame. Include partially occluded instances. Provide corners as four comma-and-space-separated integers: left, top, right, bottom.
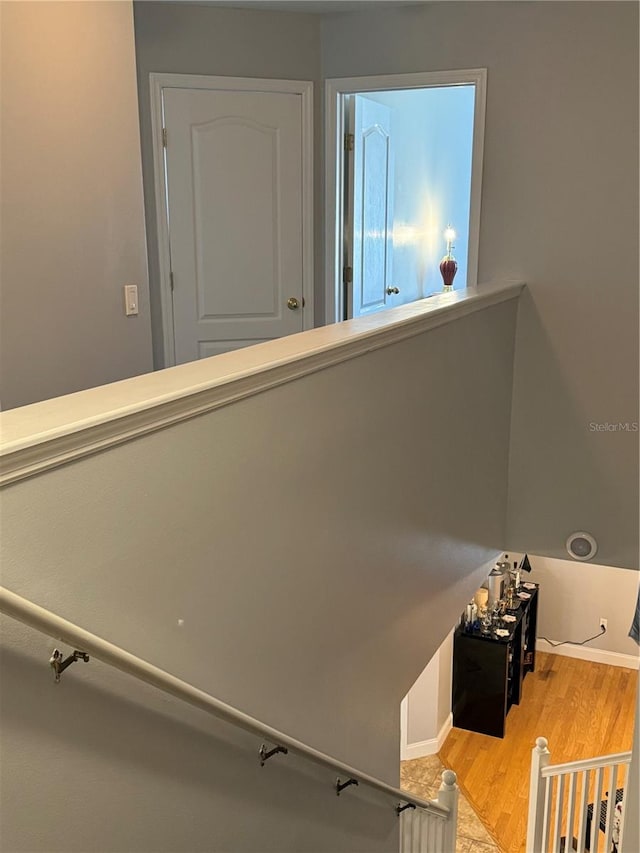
0, 1, 153, 409
0, 300, 517, 851
132, 2, 323, 369
6, 3, 637, 570
321, 1, 639, 569
527, 555, 640, 658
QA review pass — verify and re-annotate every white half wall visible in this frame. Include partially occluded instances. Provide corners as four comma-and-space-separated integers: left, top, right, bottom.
0, 294, 520, 852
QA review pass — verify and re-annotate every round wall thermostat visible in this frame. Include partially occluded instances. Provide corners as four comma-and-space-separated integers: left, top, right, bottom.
566, 531, 598, 561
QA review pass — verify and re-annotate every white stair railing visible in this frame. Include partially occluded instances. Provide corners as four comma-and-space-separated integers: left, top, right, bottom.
526, 736, 631, 853
400, 770, 460, 853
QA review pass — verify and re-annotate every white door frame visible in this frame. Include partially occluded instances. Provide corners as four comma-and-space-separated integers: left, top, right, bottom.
150, 72, 314, 367
324, 69, 487, 326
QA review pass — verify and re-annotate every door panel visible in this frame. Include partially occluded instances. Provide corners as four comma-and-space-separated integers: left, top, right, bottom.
348, 96, 395, 319
192, 117, 279, 318
162, 87, 304, 364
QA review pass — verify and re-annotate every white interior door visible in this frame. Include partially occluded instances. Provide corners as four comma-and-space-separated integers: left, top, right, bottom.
162, 86, 306, 364
347, 95, 395, 319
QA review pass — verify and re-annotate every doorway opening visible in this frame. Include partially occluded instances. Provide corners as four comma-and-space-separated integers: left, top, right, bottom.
325, 70, 487, 324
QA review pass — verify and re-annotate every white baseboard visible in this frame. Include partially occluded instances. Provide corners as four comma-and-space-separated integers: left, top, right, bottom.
536, 639, 639, 670
401, 713, 453, 761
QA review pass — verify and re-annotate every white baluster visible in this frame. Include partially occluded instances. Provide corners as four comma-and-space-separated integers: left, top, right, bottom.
590, 766, 604, 852
434, 816, 444, 853
566, 770, 577, 849
527, 737, 551, 853
603, 764, 619, 852
541, 775, 553, 851
616, 764, 627, 852
551, 772, 566, 852
410, 810, 417, 853
400, 807, 412, 853
575, 770, 591, 853
413, 808, 420, 853
437, 769, 459, 852
425, 810, 435, 853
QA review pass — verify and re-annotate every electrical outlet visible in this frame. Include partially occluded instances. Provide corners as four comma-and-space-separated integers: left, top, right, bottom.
599, 617, 608, 632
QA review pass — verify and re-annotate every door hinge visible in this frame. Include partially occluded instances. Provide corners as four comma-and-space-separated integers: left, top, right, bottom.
169, 270, 174, 291
343, 265, 353, 285
344, 133, 354, 152
162, 128, 168, 148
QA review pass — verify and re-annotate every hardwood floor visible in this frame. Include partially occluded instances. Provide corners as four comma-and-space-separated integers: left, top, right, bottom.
439, 652, 638, 853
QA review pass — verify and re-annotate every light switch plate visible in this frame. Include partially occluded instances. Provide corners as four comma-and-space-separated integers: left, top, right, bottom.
124, 285, 138, 316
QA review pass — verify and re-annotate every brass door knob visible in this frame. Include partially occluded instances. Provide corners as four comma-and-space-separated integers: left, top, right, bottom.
287, 297, 300, 310
386, 286, 400, 295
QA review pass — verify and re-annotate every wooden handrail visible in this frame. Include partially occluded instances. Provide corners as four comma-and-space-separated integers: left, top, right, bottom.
541, 752, 632, 778
0, 280, 524, 486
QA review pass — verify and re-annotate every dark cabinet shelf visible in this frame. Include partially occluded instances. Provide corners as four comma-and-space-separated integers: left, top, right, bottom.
452, 585, 539, 738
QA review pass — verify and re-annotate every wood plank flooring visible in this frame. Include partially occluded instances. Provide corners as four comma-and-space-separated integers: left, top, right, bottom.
439, 652, 637, 853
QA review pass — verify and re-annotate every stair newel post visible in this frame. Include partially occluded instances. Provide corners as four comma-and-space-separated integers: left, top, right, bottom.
526, 736, 551, 853
437, 769, 459, 851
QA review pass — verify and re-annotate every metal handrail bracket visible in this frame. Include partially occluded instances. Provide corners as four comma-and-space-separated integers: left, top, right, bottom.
0, 585, 448, 818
